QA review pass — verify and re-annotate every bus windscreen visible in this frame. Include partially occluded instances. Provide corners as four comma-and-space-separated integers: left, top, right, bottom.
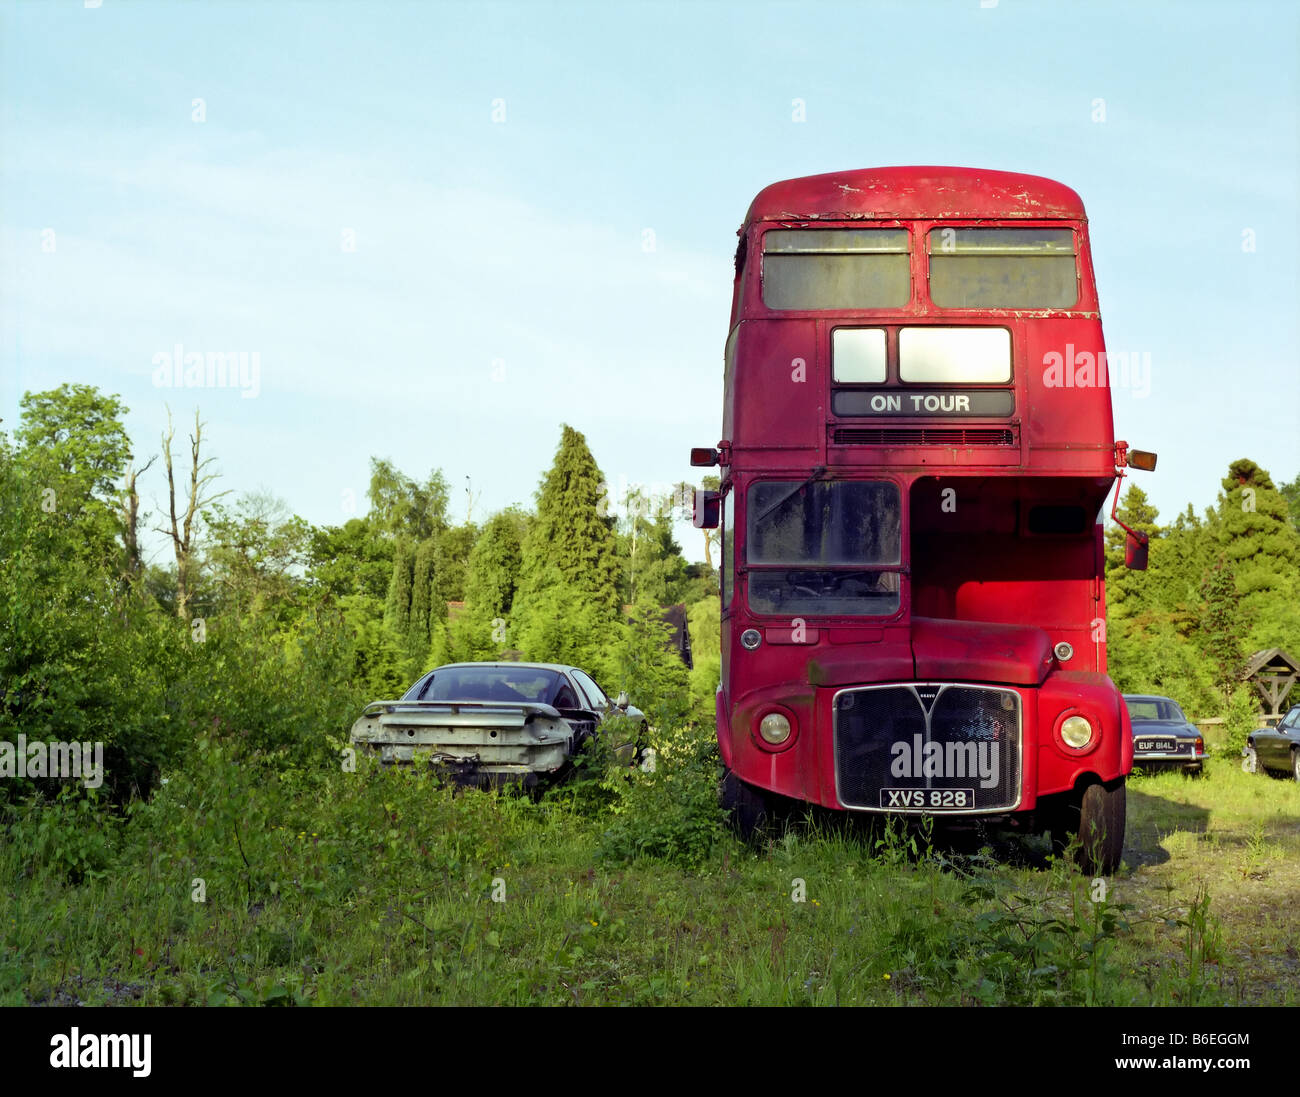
928, 227, 1077, 308
746, 480, 901, 616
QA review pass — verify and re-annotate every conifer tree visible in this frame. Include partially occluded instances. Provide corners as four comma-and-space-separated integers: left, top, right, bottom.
1197, 555, 1244, 700
1212, 458, 1300, 653
516, 424, 621, 617
464, 509, 525, 625
408, 539, 438, 660
383, 539, 415, 637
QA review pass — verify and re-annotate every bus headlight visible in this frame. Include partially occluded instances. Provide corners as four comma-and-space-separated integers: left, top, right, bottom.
1060, 715, 1093, 749
758, 712, 792, 745
740, 629, 762, 651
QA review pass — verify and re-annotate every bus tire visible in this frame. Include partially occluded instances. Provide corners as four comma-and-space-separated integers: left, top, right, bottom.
1075, 777, 1126, 876
1041, 790, 1081, 859
1040, 779, 1125, 875
720, 768, 777, 842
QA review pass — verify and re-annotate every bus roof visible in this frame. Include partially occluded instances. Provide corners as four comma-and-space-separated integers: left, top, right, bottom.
743, 166, 1087, 225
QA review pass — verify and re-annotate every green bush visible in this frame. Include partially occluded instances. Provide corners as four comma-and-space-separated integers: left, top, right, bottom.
5, 787, 120, 885
1219, 685, 1262, 760
597, 723, 721, 870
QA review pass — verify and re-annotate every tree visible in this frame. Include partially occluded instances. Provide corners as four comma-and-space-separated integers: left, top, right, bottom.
1212, 458, 1300, 653
0, 421, 188, 802
307, 518, 394, 603
617, 486, 689, 607
383, 540, 415, 638
464, 509, 526, 623
432, 522, 479, 604
1197, 556, 1244, 701
155, 408, 230, 619
118, 455, 156, 593
513, 570, 609, 674
367, 458, 449, 542
607, 597, 691, 730
516, 425, 621, 617
202, 491, 311, 622
408, 538, 445, 669
15, 384, 133, 567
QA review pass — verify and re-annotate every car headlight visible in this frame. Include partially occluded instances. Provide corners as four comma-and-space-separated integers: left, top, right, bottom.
758, 712, 792, 745
1060, 715, 1093, 749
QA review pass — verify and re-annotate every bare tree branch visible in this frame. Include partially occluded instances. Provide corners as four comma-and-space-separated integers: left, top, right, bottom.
153, 407, 231, 618
119, 453, 157, 592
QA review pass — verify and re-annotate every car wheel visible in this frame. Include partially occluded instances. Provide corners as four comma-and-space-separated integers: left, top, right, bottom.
1292, 749, 1300, 783
720, 767, 780, 843
1242, 744, 1258, 774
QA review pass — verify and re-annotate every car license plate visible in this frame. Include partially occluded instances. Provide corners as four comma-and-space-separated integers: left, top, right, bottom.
1136, 738, 1176, 753
880, 788, 975, 810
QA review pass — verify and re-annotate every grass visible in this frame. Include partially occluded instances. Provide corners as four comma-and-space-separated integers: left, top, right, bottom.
3, 733, 1297, 1006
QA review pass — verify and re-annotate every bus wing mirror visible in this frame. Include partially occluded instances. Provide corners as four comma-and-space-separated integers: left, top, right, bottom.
1125, 530, 1149, 571
693, 489, 721, 529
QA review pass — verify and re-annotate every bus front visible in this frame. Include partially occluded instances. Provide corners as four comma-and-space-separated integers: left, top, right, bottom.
692, 167, 1154, 874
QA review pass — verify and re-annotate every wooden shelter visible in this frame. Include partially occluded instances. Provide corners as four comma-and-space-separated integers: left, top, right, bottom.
1240, 648, 1299, 720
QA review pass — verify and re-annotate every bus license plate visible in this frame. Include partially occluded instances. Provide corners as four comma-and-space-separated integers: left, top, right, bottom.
880, 788, 975, 810
1136, 738, 1176, 752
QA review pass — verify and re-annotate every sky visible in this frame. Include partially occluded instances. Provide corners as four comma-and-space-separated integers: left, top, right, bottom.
2, 0, 1297, 565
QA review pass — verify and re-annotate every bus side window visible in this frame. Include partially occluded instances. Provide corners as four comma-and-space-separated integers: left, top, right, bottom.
722, 489, 734, 607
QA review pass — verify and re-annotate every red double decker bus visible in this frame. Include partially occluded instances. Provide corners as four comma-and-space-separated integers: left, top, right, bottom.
692, 166, 1154, 874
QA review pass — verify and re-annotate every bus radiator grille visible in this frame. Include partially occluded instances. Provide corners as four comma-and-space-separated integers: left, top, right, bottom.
833, 684, 1021, 812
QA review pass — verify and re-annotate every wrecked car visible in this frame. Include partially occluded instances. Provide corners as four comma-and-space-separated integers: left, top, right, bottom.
349, 662, 648, 788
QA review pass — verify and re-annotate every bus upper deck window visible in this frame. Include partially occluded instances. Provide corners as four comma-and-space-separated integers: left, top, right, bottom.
928, 227, 1077, 309
762, 228, 910, 310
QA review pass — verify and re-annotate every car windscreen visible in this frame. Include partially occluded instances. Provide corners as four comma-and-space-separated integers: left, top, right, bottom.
1125, 698, 1184, 722
418, 667, 564, 704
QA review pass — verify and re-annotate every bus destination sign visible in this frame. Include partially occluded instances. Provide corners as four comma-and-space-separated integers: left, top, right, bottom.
832, 390, 1014, 417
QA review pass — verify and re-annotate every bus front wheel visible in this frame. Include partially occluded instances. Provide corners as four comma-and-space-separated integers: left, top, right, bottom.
1042, 778, 1126, 875
720, 768, 780, 842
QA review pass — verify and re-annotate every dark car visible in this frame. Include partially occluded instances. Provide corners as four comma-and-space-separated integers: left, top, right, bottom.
1123, 694, 1205, 775
349, 662, 648, 787
1243, 703, 1300, 781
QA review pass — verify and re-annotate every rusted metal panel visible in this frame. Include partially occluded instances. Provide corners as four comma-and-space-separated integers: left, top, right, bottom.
351, 700, 575, 775
745, 166, 1087, 223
